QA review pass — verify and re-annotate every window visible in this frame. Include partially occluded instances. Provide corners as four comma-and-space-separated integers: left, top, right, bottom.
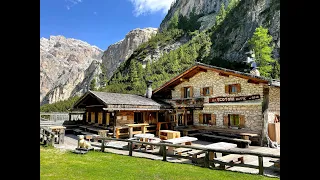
201, 87, 212, 96
229, 114, 240, 127
203, 114, 211, 124
204, 87, 210, 96
225, 84, 241, 94
184, 87, 190, 98
199, 114, 216, 125
181, 86, 193, 98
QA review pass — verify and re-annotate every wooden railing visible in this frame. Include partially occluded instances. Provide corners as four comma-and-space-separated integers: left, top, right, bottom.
40, 126, 56, 146
94, 137, 280, 175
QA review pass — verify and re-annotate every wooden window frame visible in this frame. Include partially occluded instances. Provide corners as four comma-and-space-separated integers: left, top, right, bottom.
225, 84, 241, 94
203, 114, 211, 124
229, 114, 240, 127
203, 87, 210, 96
181, 86, 193, 98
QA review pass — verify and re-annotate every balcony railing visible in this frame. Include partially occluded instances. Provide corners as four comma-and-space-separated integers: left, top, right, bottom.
165, 97, 205, 108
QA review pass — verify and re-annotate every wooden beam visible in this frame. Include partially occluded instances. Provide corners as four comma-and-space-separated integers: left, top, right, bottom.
248, 79, 260, 84
180, 78, 189, 82
218, 72, 229, 77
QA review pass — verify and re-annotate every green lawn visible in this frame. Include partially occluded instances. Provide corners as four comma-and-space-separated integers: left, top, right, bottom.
40, 146, 278, 180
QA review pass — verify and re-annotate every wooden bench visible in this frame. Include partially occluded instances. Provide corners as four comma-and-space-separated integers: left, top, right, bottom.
202, 134, 251, 148
187, 150, 206, 163
215, 154, 244, 169
174, 148, 193, 156
269, 158, 280, 168
73, 129, 82, 135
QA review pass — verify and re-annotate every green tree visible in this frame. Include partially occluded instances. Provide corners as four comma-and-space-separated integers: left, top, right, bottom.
167, 11, 179, 30
90, 78, 97, 91
215, 3, 226, 27
248, 26, 277, 78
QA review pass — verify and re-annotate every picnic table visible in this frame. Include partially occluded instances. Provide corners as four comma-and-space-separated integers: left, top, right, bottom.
204, 142, 238, 161
133, 133, 155, 150
126, 123, 149, 138
162, 136, 198, 155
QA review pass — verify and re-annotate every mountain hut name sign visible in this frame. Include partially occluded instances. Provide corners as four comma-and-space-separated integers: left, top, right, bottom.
209, 94, 261, 103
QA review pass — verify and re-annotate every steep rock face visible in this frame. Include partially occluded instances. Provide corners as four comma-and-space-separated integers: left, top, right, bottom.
40, 35, 103, 105
160, 0, 280, 62
209, 0, 280, 62
160, 0, 230, 32
101, 28, 158, 79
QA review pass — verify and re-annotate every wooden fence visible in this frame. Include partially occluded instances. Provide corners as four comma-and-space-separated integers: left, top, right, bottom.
40, 112, 83, 121
93, 137, 280, 175
40, 126, 56, 146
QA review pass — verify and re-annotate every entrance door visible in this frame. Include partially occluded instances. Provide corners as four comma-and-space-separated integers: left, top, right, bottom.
187, 114, 193, 125
134, 112, 143, 124
178, 114, 184, 126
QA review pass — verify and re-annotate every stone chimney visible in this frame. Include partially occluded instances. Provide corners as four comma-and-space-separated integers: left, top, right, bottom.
250, 68, 260, 76
146, 80, 153, 98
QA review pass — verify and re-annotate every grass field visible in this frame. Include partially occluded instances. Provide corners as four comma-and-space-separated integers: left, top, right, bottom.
40, 146, 278, 180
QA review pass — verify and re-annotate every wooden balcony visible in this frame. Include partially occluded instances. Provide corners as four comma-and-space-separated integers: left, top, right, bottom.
164, 97, 205, 108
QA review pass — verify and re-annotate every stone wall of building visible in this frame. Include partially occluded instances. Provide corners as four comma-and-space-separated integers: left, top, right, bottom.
193, 104, 263, 133
267, 86, 280, 123
172, 71, 264, 101
116, 111, 134, 126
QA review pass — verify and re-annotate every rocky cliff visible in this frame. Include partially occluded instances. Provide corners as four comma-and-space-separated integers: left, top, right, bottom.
160, 0, 280, 62
101, 28, 158, 79
160, 0, 230, 32
40, 28, 158, 105
209, 0, 280, 62
40, 35, 103, 105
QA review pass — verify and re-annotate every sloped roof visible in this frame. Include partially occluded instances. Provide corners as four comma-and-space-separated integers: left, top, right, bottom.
90, 91, 161, 106
153, 62, 280, 94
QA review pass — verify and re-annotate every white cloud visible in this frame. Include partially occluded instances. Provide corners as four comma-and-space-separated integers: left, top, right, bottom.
65, 0, 83, 10
129, 0, 175, 16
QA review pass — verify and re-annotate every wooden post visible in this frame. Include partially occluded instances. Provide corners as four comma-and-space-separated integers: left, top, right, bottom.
101, 139, 105, 152
162, 145, 167, 161
129, 127, 133, 138
116, 128, 120, 139
204, 150, 209, 168
129, 142, 133, 156
141, 125, 146, 134
50, 134, 55, 146
258, 156, 264, 175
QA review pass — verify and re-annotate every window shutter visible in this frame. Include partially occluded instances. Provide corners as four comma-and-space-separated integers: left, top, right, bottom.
98, 112, 103, 124
181, 87, 184, 98
200, 88, 204, 96
223, 115, 228, 126
106, 113, 110, 125
225, 85, 230, 94
209, 87, 213, 95
199, 113, 203, 124
190, 86, 194, 98
236, 84, 241, 93
91, 112, 95, 123
211, 114, 216, 125
239, 115, 245, 128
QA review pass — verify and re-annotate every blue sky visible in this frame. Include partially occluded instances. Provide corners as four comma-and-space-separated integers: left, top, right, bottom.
40, 0, 174, 50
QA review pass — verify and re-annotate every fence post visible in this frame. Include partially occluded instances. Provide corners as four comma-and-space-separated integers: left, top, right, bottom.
129, 142, 133, 156
258, 156, 264, 175
204, 150, 209, 168
50, 134, 55, 146
162, 145, 167, 161
101, 139, 105, 152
